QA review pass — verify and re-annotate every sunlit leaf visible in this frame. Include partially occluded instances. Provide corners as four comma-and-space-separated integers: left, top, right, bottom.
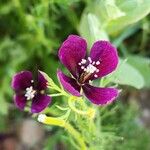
106, 0, 150, 34
109, 59, 144, 89
97, 0, 125, 21
79, 13, 109, 48
86, 0, 150, 35
127, 55, 150, 88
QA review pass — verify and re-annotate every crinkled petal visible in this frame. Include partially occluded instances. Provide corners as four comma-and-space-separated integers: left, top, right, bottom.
37, 71, 47, 90
90, 41, 118, 79
58, 35, 87, 77
11, 71, 32, 90
82, 84, 119, 105
14, 94, 27, 110
31, 94, 51, 113
57, 70, 81, 97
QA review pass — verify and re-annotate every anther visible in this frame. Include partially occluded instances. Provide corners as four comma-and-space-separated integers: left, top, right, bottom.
96, 61, 100, 65
81, 59, 86, 64
94, 74, 98, 78
25, 86, 36, 100
96, 69, 99, 73
88, 57, 92, 63
92, 61, 95, 65
89, 80, 92, 84
84, 68, 87, 71
81, 66, 85, 69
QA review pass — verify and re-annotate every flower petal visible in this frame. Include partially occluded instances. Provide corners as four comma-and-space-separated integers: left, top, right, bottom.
90, 41, 118, 78
82, 84, 119, 105
37, 71, 47, 90
31, 94, 51, 113
57, 70, 81, 97
11, 71, 32, 90
58, 35, 87, 77
14, 94, 27, 110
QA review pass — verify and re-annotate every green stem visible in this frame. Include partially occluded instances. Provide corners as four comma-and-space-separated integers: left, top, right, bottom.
68, 97, 96, 119
49, 93, 65, 97
40, 115, 87, 150
68, 97, 88, 115
47, 85, 69, 97
100, 78, 105, 87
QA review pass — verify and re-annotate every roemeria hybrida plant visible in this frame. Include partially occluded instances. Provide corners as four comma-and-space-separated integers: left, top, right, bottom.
11, 35, 120, 150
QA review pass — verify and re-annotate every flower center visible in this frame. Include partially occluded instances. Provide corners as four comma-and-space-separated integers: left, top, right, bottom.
78, 57, 100, 84
25, 86, 36, 100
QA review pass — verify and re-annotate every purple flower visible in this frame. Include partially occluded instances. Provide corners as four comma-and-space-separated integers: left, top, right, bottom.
57, 35, 119, 105
11, 71, 51, 113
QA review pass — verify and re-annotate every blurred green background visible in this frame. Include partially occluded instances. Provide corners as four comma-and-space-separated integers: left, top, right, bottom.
0, 0, 150, 150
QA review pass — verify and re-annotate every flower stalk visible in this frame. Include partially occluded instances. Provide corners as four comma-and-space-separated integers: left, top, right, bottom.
49, 93, 65, 97
38, 114, 87, 150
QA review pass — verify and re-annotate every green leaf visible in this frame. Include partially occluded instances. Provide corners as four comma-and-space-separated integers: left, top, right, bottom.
79, 13, 109, 48
56, 105, 69, 111
109, 59, 144, 89
96, 0, 125, 21
127, 55, 150, 88
106, 0, 150, 34
87, 0, 150, 35
112, 24, 140, 47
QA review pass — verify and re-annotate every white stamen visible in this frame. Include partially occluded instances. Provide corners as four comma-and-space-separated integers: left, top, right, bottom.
38, 114, 46, 123
96, 69, 99, 73
89, 80, 92, 84
81, 66, 85, 69
96, 61, 100, 65
25, 86, 36, 100
92, 61, 95, 65
94, 74, 98, 78
88, 57, 92, 63
79, 58, 100, 76
31, 80, 34, 83
86, 64, 97, 74
81, 59, 87, 64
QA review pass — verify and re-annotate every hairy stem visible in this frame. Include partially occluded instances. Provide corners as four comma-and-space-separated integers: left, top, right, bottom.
39, 115, 87, 150
68, 97, 88, 115
49, 93, 65, 97
68, 97, 96, 119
